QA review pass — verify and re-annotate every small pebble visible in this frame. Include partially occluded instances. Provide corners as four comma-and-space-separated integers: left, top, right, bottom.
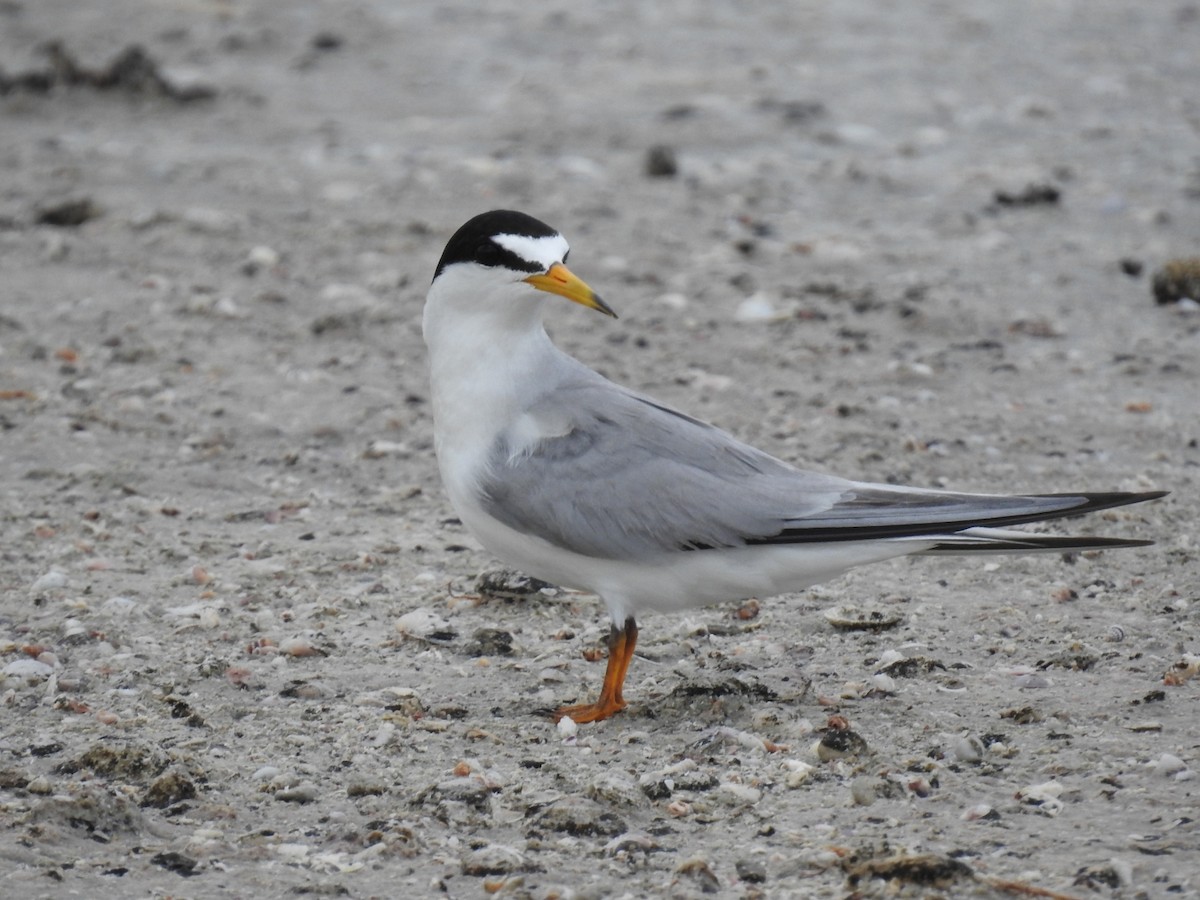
1108, 858, 1134, 887
280, 680, 327, 699
870, 673, 897, 693
475, 568, 559, 600
718, 782, 762, 805
783, 759, 816, 788
463, 628, 514, 657
676, 857, 719, 893
876, 649, 906, 668
279, 636, 326, 657
1151, 258, 1200, 305
143, 772, 197, 808
961, 803, 995, 821
815, 729, 869, 761
243, 245, 280, 274
395, 607, 455, 640
1014, 673, 1052, 689
1015, 780, 1064, 816
735, 293, 780, 323
60, 618, 88, 644
839, 680, 871, 699
4, 658, 55, 679
946, 734, 984, 764
364, 439, 409, 458
533, 796, 626, 837
35, 196, 101, 227
644, 144, 678, 178
907, 777, 933, 798
1164, 654, 1200, 686
1075, 861, 1132, 890
275, 843, 310, 860
639, 759, 718, 798
823, 604, 902, 631
993, 183, 1060, 207
461, 843, 526, 876
877, 655, 945, 678
557, 716, 579, 739
713, 726, 775, 754
1119, 258, 1144, 277
101, 596, 137, 616
355, 687, 424, 713
211, 297, 244, 319
850, 777, 876, 806
735, 858, 767, 884
587, 772, 643, 806
275, 782, 320, 803
1151, 753, 1189, 779
604, 832, 660, 858
31, 570, 69, 592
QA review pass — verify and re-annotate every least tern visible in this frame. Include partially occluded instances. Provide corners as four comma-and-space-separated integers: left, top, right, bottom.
423, 209, 1166, 724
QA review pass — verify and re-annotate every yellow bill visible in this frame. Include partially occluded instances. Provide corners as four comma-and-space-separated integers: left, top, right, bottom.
524, 264, 617, 318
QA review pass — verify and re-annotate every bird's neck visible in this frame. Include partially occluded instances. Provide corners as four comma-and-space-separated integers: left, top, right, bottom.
428, 321, 553, 411
423, 292, 559, 462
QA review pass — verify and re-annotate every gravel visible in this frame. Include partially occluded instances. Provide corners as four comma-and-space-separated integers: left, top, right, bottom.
1, 1, 1197, 897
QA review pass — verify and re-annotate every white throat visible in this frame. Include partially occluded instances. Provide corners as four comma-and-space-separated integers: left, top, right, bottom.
423, 265, 558, 510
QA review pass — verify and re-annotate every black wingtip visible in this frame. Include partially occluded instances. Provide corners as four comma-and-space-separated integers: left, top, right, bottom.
746, 489, 1168, 546
1033, 490, 1169, 518
924, 535, 1157, 554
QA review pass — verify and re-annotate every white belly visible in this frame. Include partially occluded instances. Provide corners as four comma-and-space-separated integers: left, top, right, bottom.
457, 497, 929, 624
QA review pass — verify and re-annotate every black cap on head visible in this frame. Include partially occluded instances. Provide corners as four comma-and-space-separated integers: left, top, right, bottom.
432, 210, 559, 282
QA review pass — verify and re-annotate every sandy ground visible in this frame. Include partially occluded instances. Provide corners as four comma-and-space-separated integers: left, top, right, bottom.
2, 1, 1199, 897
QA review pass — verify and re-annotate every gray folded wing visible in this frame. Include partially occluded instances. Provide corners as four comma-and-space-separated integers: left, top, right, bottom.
478, 379, 1159, 561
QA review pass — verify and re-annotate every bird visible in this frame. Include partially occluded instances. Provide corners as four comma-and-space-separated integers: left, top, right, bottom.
422, 209, 1166, 724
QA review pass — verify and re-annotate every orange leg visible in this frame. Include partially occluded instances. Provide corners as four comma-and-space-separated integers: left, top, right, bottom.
553, 617, 638, 724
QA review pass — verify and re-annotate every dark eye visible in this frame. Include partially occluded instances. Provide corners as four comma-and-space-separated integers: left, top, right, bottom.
562, 249, 570, 264
475, 241, 502, 266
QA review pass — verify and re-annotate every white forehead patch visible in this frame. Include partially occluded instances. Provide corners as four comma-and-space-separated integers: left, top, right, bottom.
494, 232, 569, 270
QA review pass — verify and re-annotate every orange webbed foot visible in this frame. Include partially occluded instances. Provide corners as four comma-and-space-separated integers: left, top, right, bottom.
550, 617, 638, 725
552, 698, 627, 724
